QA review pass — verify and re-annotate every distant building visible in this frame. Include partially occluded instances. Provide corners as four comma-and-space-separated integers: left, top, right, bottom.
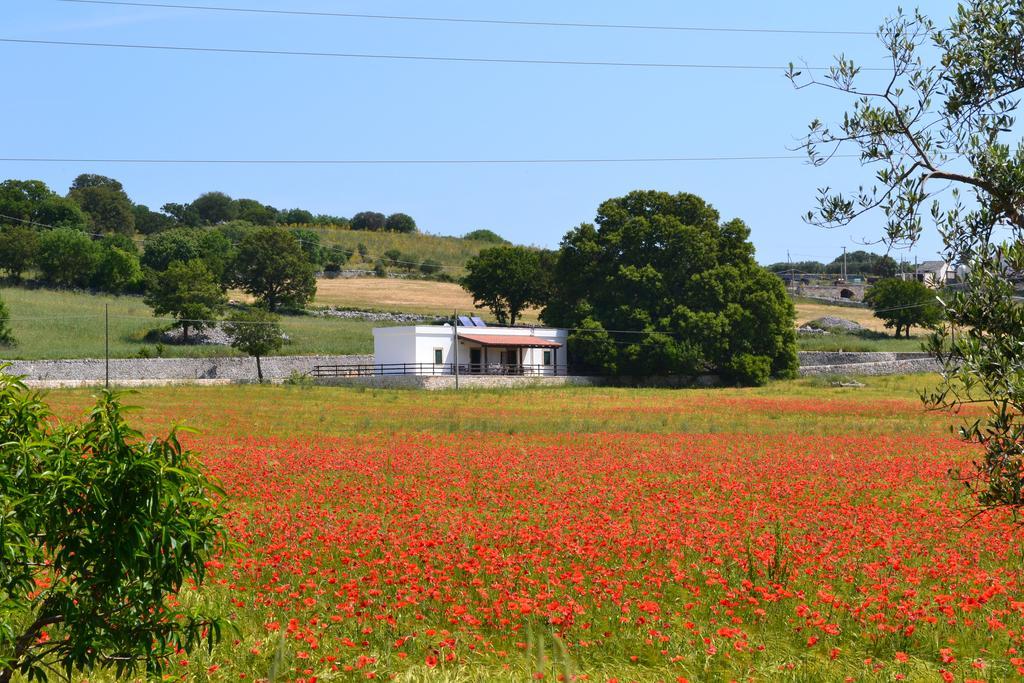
911, 261, 956, 288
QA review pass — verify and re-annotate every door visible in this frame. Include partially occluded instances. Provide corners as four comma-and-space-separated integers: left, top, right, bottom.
469, 347, 482, 373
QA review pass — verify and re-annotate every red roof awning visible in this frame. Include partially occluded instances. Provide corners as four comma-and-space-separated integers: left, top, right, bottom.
457, 333, 562, 348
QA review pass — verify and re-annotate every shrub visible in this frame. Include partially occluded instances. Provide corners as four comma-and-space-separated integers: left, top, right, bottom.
0, 370, 226, 681
36, 228, 100, 288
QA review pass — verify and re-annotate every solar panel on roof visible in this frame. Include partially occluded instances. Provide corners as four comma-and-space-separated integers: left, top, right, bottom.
458, 315, 474, 326
470, 316, 487, 327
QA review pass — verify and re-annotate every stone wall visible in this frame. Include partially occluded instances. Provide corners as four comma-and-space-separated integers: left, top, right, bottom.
1, 354, 372, 384
317, 375, 605, 390
799, 358, 941, 376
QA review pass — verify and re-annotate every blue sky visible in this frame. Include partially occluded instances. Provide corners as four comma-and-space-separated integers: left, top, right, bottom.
4, 0, 957, 266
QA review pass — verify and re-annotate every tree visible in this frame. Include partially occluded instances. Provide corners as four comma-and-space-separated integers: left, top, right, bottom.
385, 212, 417, 233
765, 260, 825, 274
789, 1, 1024, 508
231, 227, 316, 311
235, 198, 279, 225
542, 190, 797, 385
143, 260, 226, 341
350, 211, 386, 232
160, 202, 200, 227
0, 179, 87, 230
280, 208, 313, 225
0, 370, 225, 682
823, 250, 898, 277
0, 295, 13, 346
0, 225, 39, 282
93, 243, 143, 294
191, 192, 237, 225
141, 228, 202, 272
67, 174, 135, 234
463, 229, 509, 244
133, 204, 175, 234
290, 228, 323, 267
864, 278, 944, 337
36, 228, 100, 288
461, 246, 546, 326
223, 308, 284, 382
420, 258, 443, 275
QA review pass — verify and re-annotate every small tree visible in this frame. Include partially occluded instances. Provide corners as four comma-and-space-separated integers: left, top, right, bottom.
461, 246, 546, 326
223, 308, 284, 382
420, 258, 443, 275
0, 369, 226, 681
143, 260, 225, 341
385, 212, 417, 233
0, 225, 39, 282
0, 295, 14, 346
350, 211, 386, 232
864, 278, 945, 338
231, 227, 317, 311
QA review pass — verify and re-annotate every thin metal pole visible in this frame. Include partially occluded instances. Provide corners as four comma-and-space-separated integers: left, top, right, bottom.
452, 309, 459, 390
104, 304, 109, 389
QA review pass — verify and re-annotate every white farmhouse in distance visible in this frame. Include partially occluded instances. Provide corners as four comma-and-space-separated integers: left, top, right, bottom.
372, 320, 568, 376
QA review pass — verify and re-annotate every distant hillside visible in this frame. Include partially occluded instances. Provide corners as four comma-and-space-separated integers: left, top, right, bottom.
294, 224, 510, 278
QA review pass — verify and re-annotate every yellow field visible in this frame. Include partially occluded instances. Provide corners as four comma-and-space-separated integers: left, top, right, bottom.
313, 277, 542, 322
793, 301, 891, 332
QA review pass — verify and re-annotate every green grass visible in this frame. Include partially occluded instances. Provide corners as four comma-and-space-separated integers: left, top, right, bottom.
0, 287, 391, 360
797, 330, 929, 352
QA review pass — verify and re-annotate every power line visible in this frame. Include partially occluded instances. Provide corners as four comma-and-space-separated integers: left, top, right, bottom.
55, 0, 877, 36
0, 154, 857, 165
0, 37, 890, 71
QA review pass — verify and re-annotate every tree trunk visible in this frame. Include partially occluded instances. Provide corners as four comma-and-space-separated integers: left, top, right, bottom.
182, 322, 190, 342
256, 354, 263, 383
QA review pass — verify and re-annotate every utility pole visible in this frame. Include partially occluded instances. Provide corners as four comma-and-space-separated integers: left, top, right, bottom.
842, 246, 848, 282
104, 304, 109, 390
452, 309, 459, 390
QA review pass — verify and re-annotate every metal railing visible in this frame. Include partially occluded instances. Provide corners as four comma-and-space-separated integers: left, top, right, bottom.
311, 362, 569, 378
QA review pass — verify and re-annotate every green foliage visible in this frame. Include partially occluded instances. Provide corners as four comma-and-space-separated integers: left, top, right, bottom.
143, 260, 226, 340
462, 229, 509, 244
132, 204, 175, 235
280, 208, 313, 225
142, 228, 202, 272
191, 191, 238, 225
0, 226, 39, 282
385, 212, 417, 233
791, 1, 1024, 509
765, 260, 825, 274
160, 202, 200, 227
461, 246, 547, 326
67, 174, 135, 235
36, 228, 100, 288
824, 250, 898, 277
223, 308, 285, 382
92, 245, 143, 294
543, 190, 797, 385
231, 227, 316, 311
234, 198, 278, 226
864, 278, 944, 338
0, 370, 226, 681
350, 211, 386, 232
0, 180, 87, 231
290, 228, 323, 267
0, 296, 13, 346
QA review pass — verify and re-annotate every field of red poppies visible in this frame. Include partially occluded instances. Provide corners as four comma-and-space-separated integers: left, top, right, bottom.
48, 380, 1024, 681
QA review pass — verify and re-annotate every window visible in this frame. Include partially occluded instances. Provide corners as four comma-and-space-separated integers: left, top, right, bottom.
433, 348, 443, 364
543, 350, 552, 365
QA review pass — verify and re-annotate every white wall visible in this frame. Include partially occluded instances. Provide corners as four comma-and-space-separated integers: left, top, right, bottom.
373, 326, 569, 375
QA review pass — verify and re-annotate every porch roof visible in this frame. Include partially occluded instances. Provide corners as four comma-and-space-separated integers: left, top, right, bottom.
457, 333, 562, 349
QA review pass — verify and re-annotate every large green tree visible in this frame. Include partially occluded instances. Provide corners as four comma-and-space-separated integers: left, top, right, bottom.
790, 1, 1024, 508
67, 174, 135, 235
143, 260, 226, 341
230, 227, 316, 311
460, 246, 546, 326
0, 371, 225, 681
0, 180, 87, 230
542, 190, 797, 385
191, 191, 237, 225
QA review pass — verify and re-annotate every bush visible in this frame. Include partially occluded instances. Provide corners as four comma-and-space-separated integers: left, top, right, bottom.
726, 353, 772, 386
0, 295, 13, 346
0, 370, 226, 680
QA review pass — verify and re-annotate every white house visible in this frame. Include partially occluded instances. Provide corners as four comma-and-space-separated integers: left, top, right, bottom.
372, 324, 569, 376
913, 260, 956, 288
